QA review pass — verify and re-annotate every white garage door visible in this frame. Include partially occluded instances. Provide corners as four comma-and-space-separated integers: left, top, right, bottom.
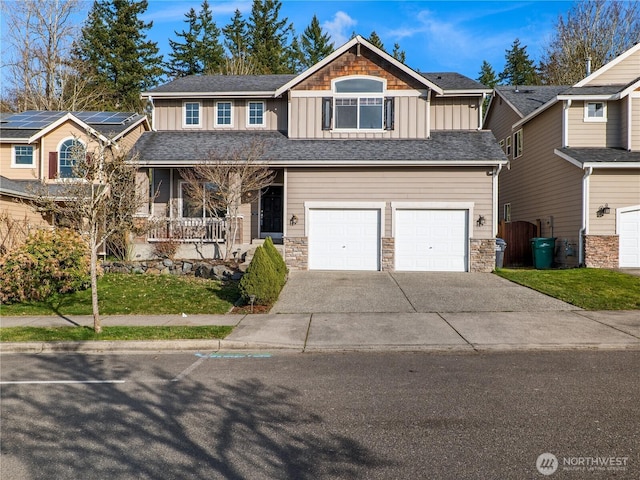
308, 209, 380, 270
395, 209, 468, 271
619, 208, 640, 267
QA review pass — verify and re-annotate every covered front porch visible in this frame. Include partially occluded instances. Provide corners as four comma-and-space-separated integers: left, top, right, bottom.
132, 167, 284, 260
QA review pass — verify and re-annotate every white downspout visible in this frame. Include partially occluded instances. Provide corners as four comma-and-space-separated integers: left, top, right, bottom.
579, 166, 593, 266
627, 95, 633, 150
426, 88, 431, 138
492, 163, 504, 237
479, 93, 486, 130
563, 99, 571, 147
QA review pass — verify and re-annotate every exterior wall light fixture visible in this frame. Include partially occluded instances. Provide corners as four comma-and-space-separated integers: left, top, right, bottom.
596, 204, 611, 217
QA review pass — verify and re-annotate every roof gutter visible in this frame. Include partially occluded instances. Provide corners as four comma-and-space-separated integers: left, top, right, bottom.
134, 159, 509, 168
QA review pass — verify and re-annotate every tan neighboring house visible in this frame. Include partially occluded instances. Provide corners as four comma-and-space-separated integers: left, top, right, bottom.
133, 36, 507, 272
484, 43, 640, 269
0, 111, 150, 249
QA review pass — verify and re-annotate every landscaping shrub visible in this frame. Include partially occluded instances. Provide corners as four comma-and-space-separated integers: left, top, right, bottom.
263, 236, 288, 287
0, 228, 90, 304
239, 246, 280, 305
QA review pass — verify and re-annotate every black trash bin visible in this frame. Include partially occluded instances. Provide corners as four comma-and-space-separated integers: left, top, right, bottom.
530, 237, 555, 269
495, 238, 507, 268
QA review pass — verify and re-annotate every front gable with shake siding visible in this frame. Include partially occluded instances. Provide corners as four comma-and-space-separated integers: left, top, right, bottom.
135, 36, 507, 272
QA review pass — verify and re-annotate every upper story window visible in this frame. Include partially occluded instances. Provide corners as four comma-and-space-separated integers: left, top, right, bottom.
514, 129, 523, 158
184, 102, 201, 127
505, 136, 512, 157
322, 76, 394, 131
584, 101, 607, 122
13, 145, 34, 168
333, 77, 385, 130
247, 101, 265, 127
216, 101, 233, 127
59, 138, 85, 178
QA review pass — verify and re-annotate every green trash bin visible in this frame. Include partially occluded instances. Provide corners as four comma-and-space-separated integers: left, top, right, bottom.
530, 237, 556, 269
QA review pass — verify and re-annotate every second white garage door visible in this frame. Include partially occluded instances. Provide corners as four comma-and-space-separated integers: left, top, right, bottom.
619, 208, 640, 268
308, 209, 380, 270
395, 209, 468, 271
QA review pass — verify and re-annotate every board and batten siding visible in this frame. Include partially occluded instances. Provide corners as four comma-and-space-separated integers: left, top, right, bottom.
430, 97, 480, 130
153, 98, 287, 132
588, 169, 640, 235
587, 49, 640, 85
288, 94, 429, 139
568, 100, 622, 148
285, 167, 494, 240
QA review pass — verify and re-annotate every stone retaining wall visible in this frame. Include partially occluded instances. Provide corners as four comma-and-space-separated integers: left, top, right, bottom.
101, 260, 243, 281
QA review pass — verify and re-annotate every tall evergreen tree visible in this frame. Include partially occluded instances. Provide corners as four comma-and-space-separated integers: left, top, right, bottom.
75, 0, 163, 110
167, 0, 224, 77
392, 42, 406, 63
246, 0, 294, 74
499, 38, 540, 85
223, 9, 249, 59
299, 14, 334, 68
477, 60, 498, 88
367, 31, 384, 49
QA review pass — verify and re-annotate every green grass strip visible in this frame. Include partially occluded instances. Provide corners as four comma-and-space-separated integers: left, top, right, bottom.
495, 268, 640, 310
0, 325, 233, 342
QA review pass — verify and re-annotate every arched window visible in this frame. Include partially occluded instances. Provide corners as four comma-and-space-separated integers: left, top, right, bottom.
58, 138, 85, 178
328, 77, 393, 131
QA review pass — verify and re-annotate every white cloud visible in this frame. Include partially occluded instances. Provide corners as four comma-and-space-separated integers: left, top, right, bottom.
143, 1, 251, 24
322, 11, 357, 47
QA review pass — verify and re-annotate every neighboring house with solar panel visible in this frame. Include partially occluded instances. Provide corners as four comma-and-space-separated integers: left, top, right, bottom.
483, 43, 640, 269
0, 110, 150, 241
132, 36, 507, 272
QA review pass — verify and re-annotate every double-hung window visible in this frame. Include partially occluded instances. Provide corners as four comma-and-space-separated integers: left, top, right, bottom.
215, 101, 232, 127
513, 129, 523, 158
13, 145, 34, 167
333, 77, 385, 130
184, 102, 201, 127
247, 101, 265, 127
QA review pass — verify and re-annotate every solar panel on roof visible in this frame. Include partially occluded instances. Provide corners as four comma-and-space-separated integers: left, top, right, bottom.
0, 111, 67, 129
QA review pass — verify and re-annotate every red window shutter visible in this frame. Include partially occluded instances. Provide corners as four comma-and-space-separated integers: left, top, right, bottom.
48, 152, 58, 179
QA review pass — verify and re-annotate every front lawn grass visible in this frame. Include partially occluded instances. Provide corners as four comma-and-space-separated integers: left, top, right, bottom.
0, 273, 239, 316
0, 325, 233, 342
495, 268, 640, 310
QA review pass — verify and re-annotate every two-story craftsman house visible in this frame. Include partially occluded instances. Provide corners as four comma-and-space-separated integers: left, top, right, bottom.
133, 36, 507, 272
484, 43, 640, 269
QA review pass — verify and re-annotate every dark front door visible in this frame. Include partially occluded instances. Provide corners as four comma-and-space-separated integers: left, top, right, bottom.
261, 186, 283, 236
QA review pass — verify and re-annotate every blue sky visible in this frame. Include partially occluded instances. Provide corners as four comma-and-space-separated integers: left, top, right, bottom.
0, 1, 575, 85
142, 0, 575, 80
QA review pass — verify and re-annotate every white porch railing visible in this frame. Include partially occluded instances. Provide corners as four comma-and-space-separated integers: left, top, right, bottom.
147, 218, 225, 243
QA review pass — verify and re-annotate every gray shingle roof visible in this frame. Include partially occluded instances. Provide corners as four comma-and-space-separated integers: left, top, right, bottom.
0, 129, 37, 140
557, 148, 640, 165
0, 175, 68, 198
421, 72, 488, 90
560, 83, 633, 96
132, 130, 506, 165
146, 75, 297, 94
496, 86, 568, 117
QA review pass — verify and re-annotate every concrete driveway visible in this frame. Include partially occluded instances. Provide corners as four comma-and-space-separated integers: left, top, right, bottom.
271, 271, 577, 314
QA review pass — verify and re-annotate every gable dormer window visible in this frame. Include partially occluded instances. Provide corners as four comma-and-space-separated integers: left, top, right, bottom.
331, 77, 393, 131
183, 102, 201, 127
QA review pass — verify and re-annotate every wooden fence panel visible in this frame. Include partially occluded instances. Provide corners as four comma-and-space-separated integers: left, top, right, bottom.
497, 221, 539, 267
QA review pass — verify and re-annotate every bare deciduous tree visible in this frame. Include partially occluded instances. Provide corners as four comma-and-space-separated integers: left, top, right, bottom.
32, 138, 149, 332
0, 0, 104, 111
179, 140, 275, 261
540, 0, 640, 85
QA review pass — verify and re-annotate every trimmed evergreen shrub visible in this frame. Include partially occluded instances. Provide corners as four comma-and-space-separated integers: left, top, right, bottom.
239, 246, 280, 305
0, 228, 91, 304
263, 236, 288, 287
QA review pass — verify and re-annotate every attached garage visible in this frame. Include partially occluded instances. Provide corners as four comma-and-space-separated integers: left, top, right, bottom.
395, 209, 469, 271
308, 208, 381, 270
619, 207, 640, 268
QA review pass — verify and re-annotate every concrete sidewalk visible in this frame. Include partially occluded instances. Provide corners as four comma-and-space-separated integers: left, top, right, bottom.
1, 310, 639, 353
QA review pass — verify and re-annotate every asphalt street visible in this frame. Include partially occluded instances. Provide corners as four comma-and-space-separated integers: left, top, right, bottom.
1, 350, 638, 479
